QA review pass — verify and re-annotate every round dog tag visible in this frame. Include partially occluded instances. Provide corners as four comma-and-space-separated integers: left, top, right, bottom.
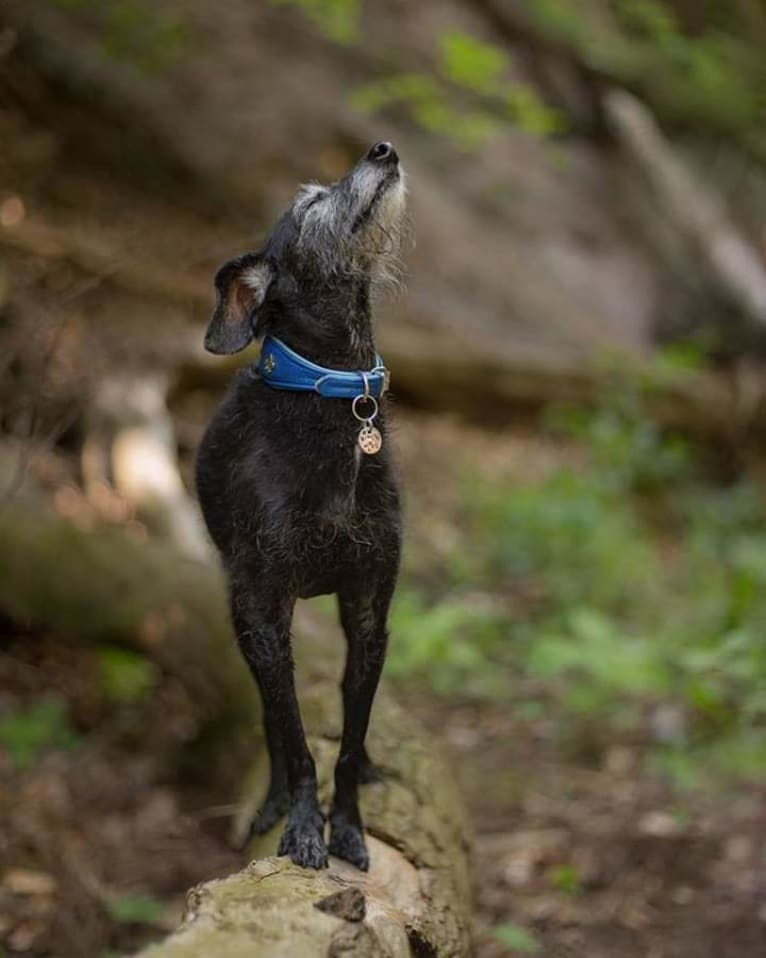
358, 425, 383, 455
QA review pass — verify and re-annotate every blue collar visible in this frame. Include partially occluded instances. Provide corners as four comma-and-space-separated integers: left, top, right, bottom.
256, 335, 390, 399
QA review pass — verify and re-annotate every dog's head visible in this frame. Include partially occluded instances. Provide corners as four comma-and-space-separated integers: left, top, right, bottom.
204, 142, 406, 355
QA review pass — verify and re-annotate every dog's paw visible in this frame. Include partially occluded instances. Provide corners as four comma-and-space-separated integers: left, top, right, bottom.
329, 818, 370, 871
278, 810, 328, 870
247, 788, 290, 839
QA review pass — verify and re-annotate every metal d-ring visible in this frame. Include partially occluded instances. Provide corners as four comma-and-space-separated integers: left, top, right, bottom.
352, 393, 378, 423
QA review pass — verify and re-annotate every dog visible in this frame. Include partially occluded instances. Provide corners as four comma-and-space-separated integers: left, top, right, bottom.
196, 141, 406, 870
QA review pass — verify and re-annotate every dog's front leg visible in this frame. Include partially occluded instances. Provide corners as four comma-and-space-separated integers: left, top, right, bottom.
330, 580, 395, 870
231, 583, 327, 869
242, 667, 289, 840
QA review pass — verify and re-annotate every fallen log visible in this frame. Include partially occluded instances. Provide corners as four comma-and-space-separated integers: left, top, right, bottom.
5, 213, 766, 444
82, 371, 212, 562
0, 499, 472, 956
136, 839, 469, 958
174, 333, 766, 446
135, 684, 472, 958
0, 498, 256, 755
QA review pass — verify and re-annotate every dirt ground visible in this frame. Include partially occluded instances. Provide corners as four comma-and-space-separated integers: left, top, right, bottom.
2, 416, 765, 958
3, 614, 766, 958
415, 696, 766, 958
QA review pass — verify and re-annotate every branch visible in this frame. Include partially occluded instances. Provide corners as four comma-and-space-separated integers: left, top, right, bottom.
604, 89, 766, 329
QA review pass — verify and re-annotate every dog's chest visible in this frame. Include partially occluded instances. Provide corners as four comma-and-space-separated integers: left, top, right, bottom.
268, 437, 395, 559
227, 384, 399, 565
294, 447, 382, 540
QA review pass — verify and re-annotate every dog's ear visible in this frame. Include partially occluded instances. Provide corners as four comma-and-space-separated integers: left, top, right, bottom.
203, 254, 274, 355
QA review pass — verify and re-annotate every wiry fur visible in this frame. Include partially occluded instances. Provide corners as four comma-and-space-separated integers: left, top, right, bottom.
196, 143, 406, 871
296, 162, 407, 287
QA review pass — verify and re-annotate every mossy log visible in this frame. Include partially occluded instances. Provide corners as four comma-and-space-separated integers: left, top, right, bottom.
0, 501, 472, 956
136, 684, 472, 958
0, 500, 255, 749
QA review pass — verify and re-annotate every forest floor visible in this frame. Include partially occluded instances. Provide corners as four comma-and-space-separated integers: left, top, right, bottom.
2, 414, 765, 958
393, 413, 766, 958
414, 694, 766, 958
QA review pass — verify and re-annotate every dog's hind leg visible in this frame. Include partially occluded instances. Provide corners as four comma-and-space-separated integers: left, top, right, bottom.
231, 581, 327, 869
329, 578, 395, 870
337, 599, 384, 787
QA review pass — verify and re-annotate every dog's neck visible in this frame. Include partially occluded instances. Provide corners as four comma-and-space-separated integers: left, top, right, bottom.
265, 280, 378, 371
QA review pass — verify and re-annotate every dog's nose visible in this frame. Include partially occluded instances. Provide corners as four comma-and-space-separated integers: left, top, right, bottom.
368, 141, 398, 163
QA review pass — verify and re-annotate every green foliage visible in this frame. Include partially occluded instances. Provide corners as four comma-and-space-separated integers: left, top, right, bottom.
353, 74, 496, 151
274, 1, 563, 147
0, 698, 80, 770
439, 32, 509, 97
387, 589, 505, 695
270, 0, 360, 44
107, 893, 165, 925
546, 393, 690, 497
529, 609, 671, 716
396, 352, 766, 787
528, 0, 766, 135
492, 922, 541, 953
653, 731, 766, 791
475, 468, 656, 612
98, 646, 157, 704
101, 2, 188, 73
354, 31, 564, 150
48, 0, 189, 73
549, 863, 581, 895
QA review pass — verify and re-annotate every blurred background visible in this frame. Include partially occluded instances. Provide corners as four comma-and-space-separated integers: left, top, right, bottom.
1, 1, 766, 955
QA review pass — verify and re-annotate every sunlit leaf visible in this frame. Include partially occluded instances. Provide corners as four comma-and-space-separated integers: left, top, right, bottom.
108, 893, 165, 925
492, 922, 541, 953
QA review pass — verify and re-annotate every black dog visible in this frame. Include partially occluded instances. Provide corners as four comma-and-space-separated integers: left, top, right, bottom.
196, 142, 406, 870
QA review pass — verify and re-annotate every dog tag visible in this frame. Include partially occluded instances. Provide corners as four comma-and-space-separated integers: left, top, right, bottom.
358, 425, 383, 455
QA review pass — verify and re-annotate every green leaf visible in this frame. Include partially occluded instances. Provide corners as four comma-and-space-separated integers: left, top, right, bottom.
98, 647, 157, 704
271, 0, 360, 44
0, 698, 80, 770
107, 893, 165, 925
549, 863, 581, 895
438, 32, 510, 95
492, 922, 541, 953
